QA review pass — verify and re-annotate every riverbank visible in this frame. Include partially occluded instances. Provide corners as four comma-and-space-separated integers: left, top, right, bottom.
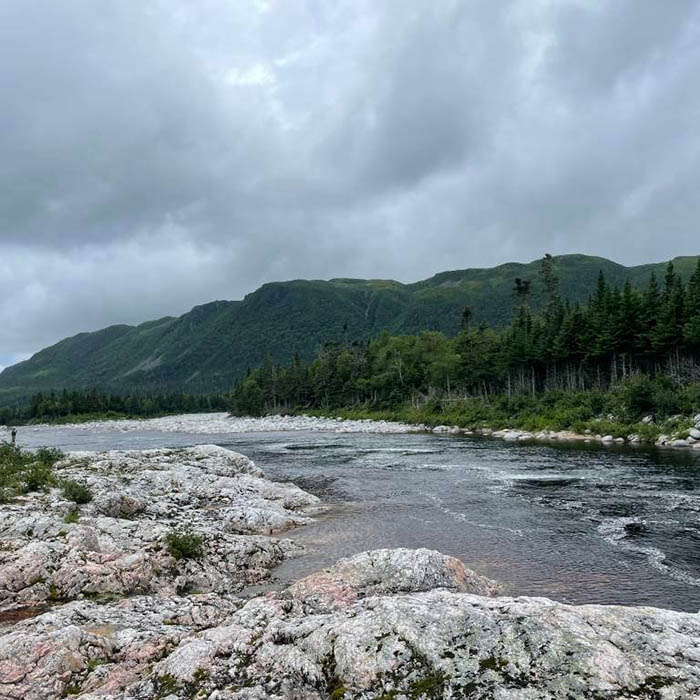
6, 408, 700, 451
6, 410, 185, 426
0, 412, 425, 437
0, 445, 321, 611
304, 406, 700, 450
2, 444, 700, 698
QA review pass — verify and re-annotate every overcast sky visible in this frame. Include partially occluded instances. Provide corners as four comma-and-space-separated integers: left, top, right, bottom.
2, 0, 700, 370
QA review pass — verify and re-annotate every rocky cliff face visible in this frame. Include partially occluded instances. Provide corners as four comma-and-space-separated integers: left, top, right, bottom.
1, 446, 699, 699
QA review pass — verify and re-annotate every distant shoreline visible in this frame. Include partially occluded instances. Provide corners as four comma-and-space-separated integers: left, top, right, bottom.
4, 410, 700, 451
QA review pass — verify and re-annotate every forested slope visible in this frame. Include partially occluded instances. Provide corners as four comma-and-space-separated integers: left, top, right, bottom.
230, 257, 700, 439
1, 254, 698, 405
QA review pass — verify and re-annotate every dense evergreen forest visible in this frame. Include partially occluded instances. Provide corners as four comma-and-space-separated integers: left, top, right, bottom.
230, 257, 700, 425
0, 390, 231, 426
3, 257, 699, 435
2, 254, 698, 406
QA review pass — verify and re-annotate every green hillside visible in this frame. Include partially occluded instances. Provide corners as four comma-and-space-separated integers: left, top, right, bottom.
1, 254, 697, 405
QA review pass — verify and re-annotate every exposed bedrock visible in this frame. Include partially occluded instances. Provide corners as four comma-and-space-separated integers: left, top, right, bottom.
0, 446, 319, 612
1, 446, 700, 699
1, 548, 699, 699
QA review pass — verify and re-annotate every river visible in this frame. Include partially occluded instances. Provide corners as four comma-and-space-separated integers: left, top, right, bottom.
13, 419, 700, 611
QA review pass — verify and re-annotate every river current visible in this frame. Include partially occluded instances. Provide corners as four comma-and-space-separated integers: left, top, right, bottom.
15, 421, 700, 611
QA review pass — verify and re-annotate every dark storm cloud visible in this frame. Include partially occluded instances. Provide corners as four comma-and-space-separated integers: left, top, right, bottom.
1, 0, 700, 367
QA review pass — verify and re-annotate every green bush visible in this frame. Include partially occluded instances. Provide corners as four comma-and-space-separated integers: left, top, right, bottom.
0, 443, 63, 499
610, 375, 698, 421
0, 442, 30, 489
62, 479, 92, 504
23, 461, 55, 492
685, 384, 700, 415
635, 423, 662, 442
63, 507, 80, 524
166, 531, 204, 560
653, 382, 686, 417
618, 375, 656, 419
36, 447, 65, 465
661, 414, 693, 434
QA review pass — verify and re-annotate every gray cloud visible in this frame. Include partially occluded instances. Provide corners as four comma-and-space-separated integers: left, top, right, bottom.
1, 0, 700, 364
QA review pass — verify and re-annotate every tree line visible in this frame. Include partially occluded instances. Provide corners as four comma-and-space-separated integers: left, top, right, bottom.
0, 389, 232, 425
3, 257, 698, 425
230, 257, 700, 415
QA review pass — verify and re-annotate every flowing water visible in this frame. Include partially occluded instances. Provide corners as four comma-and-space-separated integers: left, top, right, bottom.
15, 423, 700, 611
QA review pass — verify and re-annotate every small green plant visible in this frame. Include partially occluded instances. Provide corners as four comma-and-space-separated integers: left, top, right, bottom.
184, 667, 210, 694
62, 479, 92, 504
153, 672, 179, 698
166, 530, 204, 560
409, 671, 448, 699
63, 508, 80, 524
87, 657, 108, 672
635, 422, 662, 443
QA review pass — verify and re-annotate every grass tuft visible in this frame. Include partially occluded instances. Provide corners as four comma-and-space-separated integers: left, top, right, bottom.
166, 530, 204, 560
61, 479, 92, 504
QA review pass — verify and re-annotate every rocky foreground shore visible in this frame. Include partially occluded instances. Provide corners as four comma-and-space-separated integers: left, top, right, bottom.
1, 446, 700, 699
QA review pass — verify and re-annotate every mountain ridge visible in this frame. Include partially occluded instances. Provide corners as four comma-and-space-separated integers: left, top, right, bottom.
1, 253, 698, 405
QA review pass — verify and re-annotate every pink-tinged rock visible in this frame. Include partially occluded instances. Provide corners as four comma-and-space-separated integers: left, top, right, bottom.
0, 446, 317, 613
4, 549, 700, 699
80, 665, 140, 695
0, 624, 113, 700
287, 548, 501, 612
0, 594, 241, 699
0, 660, 26, 684
153, 638, 217, 682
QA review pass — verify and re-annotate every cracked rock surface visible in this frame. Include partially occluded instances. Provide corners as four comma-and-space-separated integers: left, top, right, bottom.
3, 549, 700, 699
2, 446, 700, 699
0, 445, 318, 612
